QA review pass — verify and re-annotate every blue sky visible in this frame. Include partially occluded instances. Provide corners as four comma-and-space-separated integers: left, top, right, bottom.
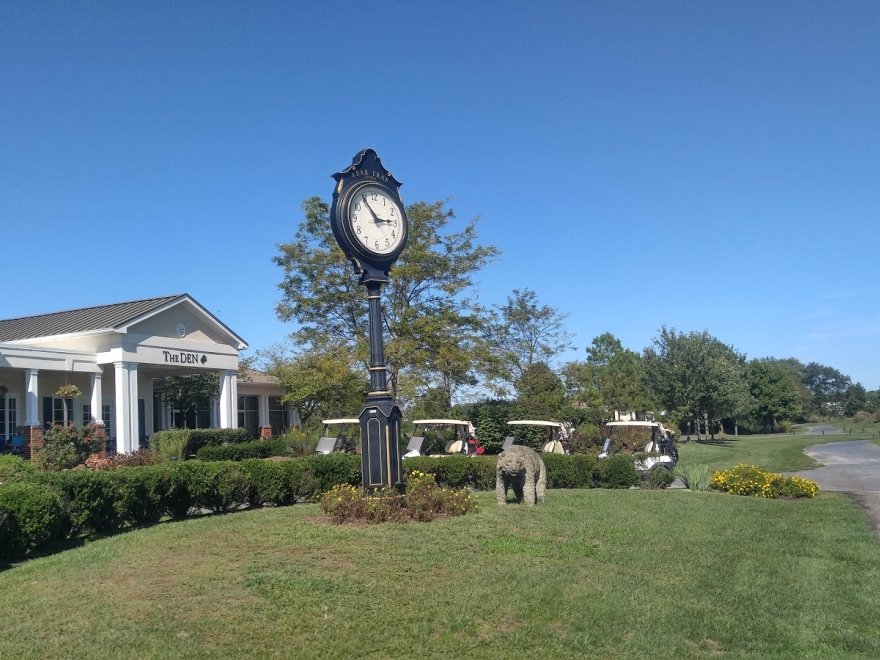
2, 1, 878, 389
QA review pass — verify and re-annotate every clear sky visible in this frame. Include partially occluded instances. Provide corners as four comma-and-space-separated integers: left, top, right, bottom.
2, 1, 878, 389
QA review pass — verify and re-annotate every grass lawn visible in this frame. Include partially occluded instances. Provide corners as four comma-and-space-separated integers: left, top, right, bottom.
2, 489, 879, 658
678, 425, 880, 473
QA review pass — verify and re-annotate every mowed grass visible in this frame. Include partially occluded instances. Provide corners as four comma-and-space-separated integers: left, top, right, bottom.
2, 489, 879, 658
678, 426, 880, 473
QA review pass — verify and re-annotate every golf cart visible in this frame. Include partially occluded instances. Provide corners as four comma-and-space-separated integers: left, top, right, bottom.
316, 418, 360, 455
403, 419, 481, 458
599, 420, 679, 472
506, 420, 572, 454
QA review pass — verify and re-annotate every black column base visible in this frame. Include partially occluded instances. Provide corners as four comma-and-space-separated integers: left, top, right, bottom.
359, 395, 404, 492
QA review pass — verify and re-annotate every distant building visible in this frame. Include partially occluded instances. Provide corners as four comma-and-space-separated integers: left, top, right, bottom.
0, 294, 293, 456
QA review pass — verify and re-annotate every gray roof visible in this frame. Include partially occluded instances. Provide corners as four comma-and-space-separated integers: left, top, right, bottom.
0, 295, 186, 342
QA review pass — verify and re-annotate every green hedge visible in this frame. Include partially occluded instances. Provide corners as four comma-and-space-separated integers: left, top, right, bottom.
0, 455, 36, 483
0, 481, 66, 561
196, 437, 291, 462
401, 454, 635, 489
149, 428, 253, 461
0, 452, 635, 564
402, 456, 497, 490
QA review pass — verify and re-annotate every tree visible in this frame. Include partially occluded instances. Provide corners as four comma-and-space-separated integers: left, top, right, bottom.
746, 359, 803, 432
584, 333, 654, 420
515, 361, 566, 421
803, 362, 851, 418
843, 383, 867, 417
263, 344, 367, 428
154, 374, 219, 428
642, 326, 748, 439
482, 289, 573, 394
273, 197, 499, 409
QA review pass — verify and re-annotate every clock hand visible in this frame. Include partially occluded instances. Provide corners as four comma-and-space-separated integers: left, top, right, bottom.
362, 195, 397, 224
361, 196, 385, 223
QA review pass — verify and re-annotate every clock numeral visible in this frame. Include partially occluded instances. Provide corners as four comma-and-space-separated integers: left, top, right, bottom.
391, 230, 396, 238
374, 240, 380, 250
356, 225, 361, 234
355, 202, 360, 211
352, 212, 358, 222
385, 238, 389, 247
371, 193, 378, 201
390, 208, 395, 216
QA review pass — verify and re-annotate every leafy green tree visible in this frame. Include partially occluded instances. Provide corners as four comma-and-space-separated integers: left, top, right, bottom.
456, 398, 518, 454
515, 361, 566, 421
262, 344, 367, 428
746, 359, 803, 432
483, 289, 573, 394
643, 326, 748, 439
759, 358, 811, 422
153, 374, 219, 429
864, 389, 880, 414
273, 197, 499, 409
803, 362, 852, 418
585, 333, 654, 420
843, 383, 867, 417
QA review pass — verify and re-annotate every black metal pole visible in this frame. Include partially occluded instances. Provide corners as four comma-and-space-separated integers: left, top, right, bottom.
366, 281, 388, 395
358, 278, 403, 492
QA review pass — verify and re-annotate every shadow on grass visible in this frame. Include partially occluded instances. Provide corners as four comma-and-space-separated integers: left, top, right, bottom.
683, 439, 735, 447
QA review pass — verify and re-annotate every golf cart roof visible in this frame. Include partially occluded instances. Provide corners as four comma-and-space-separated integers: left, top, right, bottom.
508, 420, 564, 428
411, 419, 471, 426
322, 418, 359, 425
605, 421, 662, 427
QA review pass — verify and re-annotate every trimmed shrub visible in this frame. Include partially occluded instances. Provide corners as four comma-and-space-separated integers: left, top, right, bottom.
41, 470, 119, 536
641, 466, 675, 489
0, 455, 36, 484
0, 504, 19, 562
196, 437, 291, 462
570, 455, 598, 488
239, 459, 294, 506
306, 453, 362, 493
402, 456, 496, 490
0, 482, 66, 556
150, 428, 253, 461
594, 454, 639, 489
33, 423, 105, 471
164, 461, 248, 514
403, 454, 598, 491
108, 466, 168, 527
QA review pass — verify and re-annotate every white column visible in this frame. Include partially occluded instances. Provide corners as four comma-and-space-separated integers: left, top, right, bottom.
114, 362, 139, 453
90, 372, 104, 425
24, 369, 40, 426
219, 370, 238, 429
258, 394, 270, 428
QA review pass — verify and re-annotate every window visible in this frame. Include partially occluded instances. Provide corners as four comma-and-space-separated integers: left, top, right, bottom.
0, 395, 17, 447
43, 396, 74, 427
238, 396, 259, 437
82, 403, 112, 432
268, 397, 289, 436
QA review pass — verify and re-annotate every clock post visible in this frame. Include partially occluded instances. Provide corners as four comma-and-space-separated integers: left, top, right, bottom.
329, 149, 408, 492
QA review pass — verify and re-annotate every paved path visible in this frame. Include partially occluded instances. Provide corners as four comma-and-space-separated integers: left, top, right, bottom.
788, 440, 880, 539
803, 424, 845, 436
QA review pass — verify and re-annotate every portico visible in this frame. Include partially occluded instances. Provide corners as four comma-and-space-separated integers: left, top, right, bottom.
0, 294, 286, 456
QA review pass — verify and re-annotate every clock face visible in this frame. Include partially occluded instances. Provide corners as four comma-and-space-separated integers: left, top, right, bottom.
346, 183, 406, 256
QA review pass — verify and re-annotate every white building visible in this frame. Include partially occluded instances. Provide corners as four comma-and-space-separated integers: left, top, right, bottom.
0, 294, 292, 456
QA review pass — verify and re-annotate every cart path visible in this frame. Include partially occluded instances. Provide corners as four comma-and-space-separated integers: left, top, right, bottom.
788, 440, 880, 540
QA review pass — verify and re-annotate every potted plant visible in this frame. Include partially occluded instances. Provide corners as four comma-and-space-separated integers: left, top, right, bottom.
55, 383, 82, 425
